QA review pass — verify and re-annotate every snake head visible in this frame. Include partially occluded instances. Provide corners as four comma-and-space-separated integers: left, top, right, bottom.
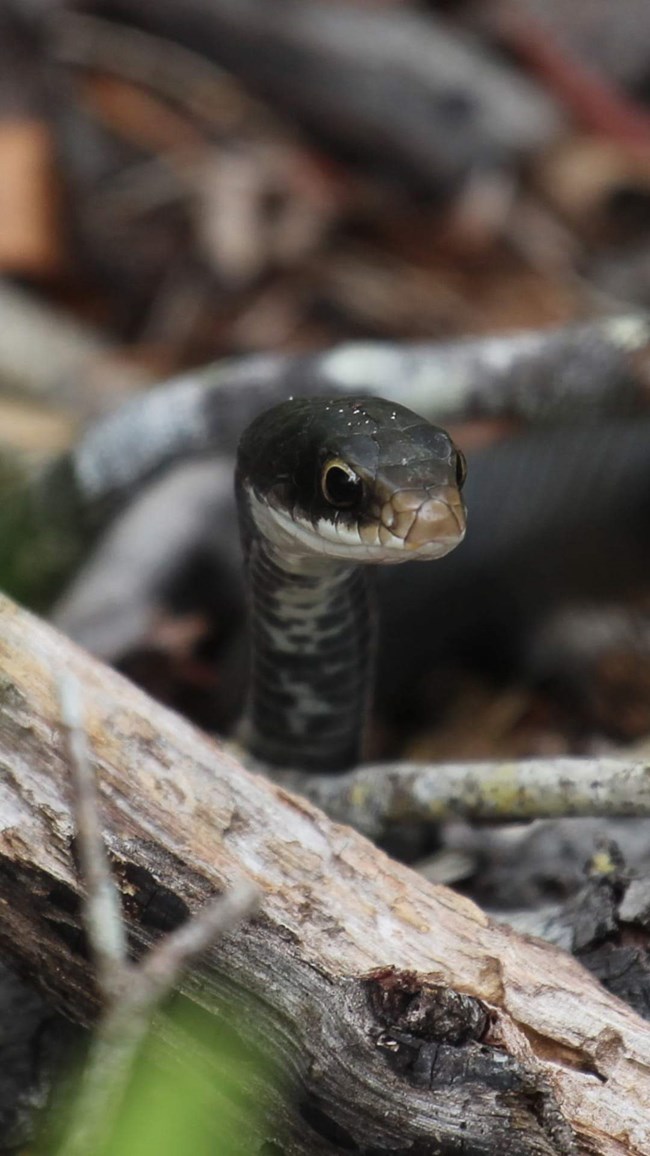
236, 395, 467, 564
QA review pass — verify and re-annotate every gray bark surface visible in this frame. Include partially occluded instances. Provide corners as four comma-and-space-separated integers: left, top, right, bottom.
0, 593, 649, 1154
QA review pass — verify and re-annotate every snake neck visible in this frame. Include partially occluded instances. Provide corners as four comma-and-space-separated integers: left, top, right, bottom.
239, 534, 375, 773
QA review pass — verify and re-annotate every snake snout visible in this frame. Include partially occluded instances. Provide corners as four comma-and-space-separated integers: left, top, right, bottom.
375, 483, 465, 558
399, 487, 466, 555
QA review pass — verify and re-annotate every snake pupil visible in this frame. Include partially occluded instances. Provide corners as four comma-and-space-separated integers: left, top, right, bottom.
322, 461, 363, 508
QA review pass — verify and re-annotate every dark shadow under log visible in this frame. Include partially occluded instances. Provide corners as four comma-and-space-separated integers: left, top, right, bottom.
0, 593, 648, 1154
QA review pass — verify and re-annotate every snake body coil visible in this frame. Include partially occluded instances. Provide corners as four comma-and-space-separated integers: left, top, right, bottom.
236, 396, 466, 771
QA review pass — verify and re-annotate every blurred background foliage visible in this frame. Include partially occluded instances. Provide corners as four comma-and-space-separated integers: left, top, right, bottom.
36, 996, 276, 1156
3, 0, 650, 417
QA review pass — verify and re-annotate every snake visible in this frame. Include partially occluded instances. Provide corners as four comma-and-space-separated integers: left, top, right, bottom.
235, 395, 466, 771
3, 331, 649, 764
0, 389, 466, 771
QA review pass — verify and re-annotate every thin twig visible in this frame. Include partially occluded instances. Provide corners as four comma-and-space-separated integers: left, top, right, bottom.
56, 673, 259, 1155
59, 673, 129, 1002
275, 756, 650, 842
138, 881, 259, 1004
60, 879, 259, 1156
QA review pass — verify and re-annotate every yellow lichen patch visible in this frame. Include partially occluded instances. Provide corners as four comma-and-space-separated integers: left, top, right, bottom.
481, 762, 534, 817
349, 781, 372, 809
590, 849, 619, 877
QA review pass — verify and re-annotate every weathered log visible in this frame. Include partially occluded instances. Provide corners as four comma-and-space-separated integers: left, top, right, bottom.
0, 592, 649, 1154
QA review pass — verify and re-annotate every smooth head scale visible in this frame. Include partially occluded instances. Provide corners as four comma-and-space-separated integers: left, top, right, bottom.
236, 395, 467, 565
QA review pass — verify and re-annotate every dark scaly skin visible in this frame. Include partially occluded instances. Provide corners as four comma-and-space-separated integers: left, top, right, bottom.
240, 544, 373, 771
236, 396, 465, 771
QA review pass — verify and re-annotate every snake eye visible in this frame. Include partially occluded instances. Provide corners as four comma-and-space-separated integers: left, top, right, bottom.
321, 459, 363, 508
455, 449, 467, 491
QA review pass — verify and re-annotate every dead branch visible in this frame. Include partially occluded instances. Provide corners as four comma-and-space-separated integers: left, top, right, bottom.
276, 754, 650, 841
0, 593, 649, 1153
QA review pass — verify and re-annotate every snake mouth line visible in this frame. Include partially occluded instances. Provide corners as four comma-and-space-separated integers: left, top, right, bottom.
248, 484, 465, 565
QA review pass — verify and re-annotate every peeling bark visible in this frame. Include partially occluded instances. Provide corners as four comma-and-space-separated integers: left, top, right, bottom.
0, 594, 649, 1154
